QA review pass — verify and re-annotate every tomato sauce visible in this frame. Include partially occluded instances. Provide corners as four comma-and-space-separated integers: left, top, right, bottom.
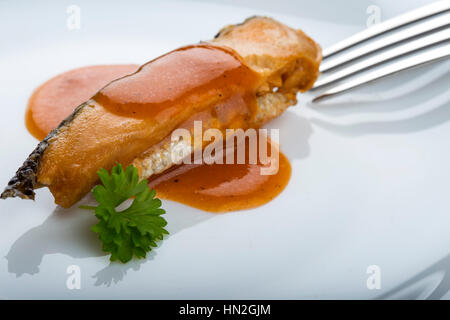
25, 55, 291, 212
26, 64, 138, 140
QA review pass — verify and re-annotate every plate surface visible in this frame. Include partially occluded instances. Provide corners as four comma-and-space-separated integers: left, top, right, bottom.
1, 0, 449, 299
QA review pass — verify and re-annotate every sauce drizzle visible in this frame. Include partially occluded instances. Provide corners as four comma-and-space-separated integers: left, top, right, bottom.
148, 138, 291, 212
93, 45, 261, 122
26, 64, 138, 140
25, 56, 291, 212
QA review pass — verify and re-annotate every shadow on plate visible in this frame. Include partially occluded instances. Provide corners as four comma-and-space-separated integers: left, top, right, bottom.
5, 195, 216, 285
91, 206, 216, 286
309, 62, 450, 136
377, 254, 450, 300
6, 190, 214, 285
266, 110, 313, 161
5, 196, 101, 277
307, 62, 450, 299
5, 112, 313, 286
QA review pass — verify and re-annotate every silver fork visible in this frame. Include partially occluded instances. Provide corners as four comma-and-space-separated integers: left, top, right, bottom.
311, 0, 450, 103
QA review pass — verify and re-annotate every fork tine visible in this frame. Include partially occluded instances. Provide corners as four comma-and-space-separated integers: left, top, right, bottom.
314, 28, 450, 89
323, 0, 450, 58
320, 13, 450, 72
312, 43, 450, 103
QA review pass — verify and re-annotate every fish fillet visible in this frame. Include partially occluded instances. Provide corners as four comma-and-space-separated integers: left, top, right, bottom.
1, 16, 321, 208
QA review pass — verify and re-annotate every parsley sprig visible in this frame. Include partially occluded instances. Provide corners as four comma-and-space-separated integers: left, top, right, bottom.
81, 163, 168, 263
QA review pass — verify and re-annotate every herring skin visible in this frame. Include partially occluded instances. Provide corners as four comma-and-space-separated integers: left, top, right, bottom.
1, 16, 321, 207
1, 102, 87, 201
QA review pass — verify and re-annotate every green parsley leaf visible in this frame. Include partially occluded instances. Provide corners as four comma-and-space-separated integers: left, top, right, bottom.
81, 163, 168, 263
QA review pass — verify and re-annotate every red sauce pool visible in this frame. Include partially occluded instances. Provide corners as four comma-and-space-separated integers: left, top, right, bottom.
25, 63, 291, 212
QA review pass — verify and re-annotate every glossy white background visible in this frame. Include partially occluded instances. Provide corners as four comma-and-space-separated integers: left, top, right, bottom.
0, 0, 449, 299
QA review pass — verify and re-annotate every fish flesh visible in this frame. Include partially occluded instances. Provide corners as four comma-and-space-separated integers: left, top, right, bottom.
1, 16, 321, 208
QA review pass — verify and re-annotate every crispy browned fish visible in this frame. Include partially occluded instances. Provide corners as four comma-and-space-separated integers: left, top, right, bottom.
1, 16, 321, 208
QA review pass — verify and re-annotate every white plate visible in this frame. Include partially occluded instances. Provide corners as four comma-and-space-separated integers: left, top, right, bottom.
1, 0, 449, 299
